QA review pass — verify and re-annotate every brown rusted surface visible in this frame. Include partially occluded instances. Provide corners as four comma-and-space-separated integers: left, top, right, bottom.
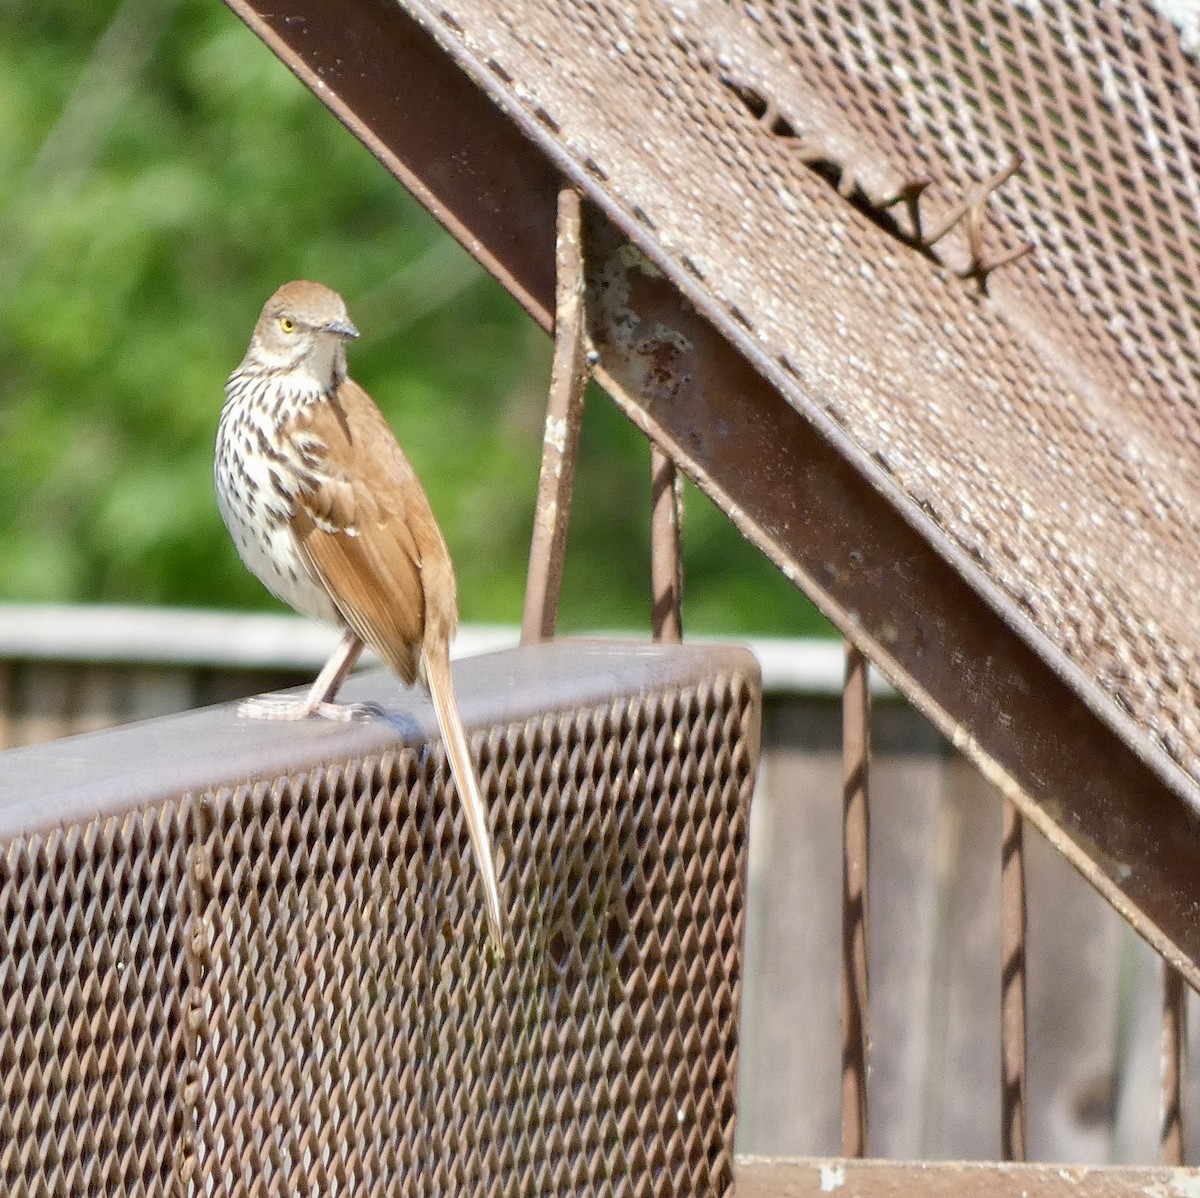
651, 446, 684, 643
921, 155, 1034, 287
0, 641, 758, 1196
368, 0, 1200, 815
1000, 800, 1027, 1161
734, 1157, 1200, 1197
584, 220, 1200, 991
522, 187, 589, 644
219, 0, 1200, 995
840, 645, 869, 1158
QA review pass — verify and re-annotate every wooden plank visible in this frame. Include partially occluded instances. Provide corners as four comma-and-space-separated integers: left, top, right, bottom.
125, 666, 200, 723
1023, 811, 1123, 1163
925, 755, 1002, 1158
1114, 925, 1173, 1160
861, 732, 944, 1160
738, 699, 947, 1159
738, 698, 843, 1156
1188, 979, 1200, 1164
0, 661, 14, 751
739, 706, 1158, 1163
70, 664, 124, 735
734, 1157, 1200, 1196
11, 662, 76, 747
195, 667, 307, 708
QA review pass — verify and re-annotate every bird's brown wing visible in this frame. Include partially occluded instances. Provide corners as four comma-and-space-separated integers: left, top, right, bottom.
286, 377, 455, 686
292, 377, 503, 944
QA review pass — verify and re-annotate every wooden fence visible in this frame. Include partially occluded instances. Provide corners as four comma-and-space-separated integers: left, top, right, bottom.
0, 605, 1192, 1165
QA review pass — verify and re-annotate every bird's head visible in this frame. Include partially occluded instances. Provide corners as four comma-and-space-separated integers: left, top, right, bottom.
242, 280, 360, 389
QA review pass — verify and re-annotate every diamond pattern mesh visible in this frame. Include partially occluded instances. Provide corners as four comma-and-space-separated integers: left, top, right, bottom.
411, 0, 1200, 788
1, 666, 756, 1197
0, 812, 192, 1196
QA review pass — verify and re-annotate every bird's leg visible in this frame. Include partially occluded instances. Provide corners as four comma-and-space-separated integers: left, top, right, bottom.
238, 630, 378, 721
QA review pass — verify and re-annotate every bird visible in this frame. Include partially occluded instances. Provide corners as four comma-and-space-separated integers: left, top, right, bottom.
215, 279, 505, 949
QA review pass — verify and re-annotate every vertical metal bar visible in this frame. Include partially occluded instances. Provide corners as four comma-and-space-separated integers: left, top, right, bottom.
650, 445, 683, 643
841, 642, 870, 1157
1001, 796, 1028, 1161
1162, 964, 1187, 1164
521, 185, 589, 645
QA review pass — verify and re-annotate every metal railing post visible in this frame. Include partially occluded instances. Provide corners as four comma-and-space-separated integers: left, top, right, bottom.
841, 642, 870, 1156
1001, 797, 1028, 1160
521, 185, 589, 645
651, 447, 683, 643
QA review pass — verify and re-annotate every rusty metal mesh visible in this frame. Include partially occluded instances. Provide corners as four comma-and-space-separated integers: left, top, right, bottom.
0, 810, 192, 1195
410, 0, 1200, 789
1, 669, 756, 1196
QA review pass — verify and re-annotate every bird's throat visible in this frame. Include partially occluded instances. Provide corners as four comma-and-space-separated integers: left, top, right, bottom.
296, 336, 345, 394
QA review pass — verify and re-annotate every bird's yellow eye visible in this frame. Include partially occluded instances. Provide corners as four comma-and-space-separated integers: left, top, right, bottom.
279, 316, 297, 334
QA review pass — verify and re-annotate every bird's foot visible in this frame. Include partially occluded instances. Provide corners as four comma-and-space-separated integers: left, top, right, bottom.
237, 695, 383, 722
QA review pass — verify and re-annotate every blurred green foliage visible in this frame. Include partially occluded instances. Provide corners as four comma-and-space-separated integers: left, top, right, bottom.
0, 0, 828, 636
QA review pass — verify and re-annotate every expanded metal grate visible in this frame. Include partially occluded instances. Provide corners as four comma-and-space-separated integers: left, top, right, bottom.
0, 809, 192, 1195
388, 0, 1200, 795
0, 643, 758, 1197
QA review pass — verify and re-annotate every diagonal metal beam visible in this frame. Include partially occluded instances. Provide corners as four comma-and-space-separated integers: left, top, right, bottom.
221, 0, 1200, 988
222, 0, 559, 334
582, 221, 1200, 985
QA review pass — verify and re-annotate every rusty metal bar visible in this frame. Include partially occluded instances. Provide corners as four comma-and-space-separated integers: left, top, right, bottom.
223, 0, 1200, 992
1162, 964, 1187, 1164
650, 446, 683, 643
841, 643, 870, 1157
734, 1158, 1200, 1197
1000, 798, 1027, 1161
221, 0, 558, 336
521, 186, 589, 645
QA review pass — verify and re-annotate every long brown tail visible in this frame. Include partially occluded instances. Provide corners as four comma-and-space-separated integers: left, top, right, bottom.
424, 644, 505, 950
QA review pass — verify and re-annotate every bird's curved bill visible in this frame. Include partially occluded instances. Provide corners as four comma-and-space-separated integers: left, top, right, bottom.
326, 318, 360, 339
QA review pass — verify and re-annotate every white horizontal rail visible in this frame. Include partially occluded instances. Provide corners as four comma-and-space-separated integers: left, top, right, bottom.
0, 604, 895, 697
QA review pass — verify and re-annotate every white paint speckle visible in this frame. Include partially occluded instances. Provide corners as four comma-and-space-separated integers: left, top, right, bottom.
819, 1163, 845, 1192
1143, 1170, 1200, 1197
544, 416, 568, 454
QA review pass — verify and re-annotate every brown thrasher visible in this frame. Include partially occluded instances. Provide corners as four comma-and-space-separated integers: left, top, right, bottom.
215, 279, 505, 947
